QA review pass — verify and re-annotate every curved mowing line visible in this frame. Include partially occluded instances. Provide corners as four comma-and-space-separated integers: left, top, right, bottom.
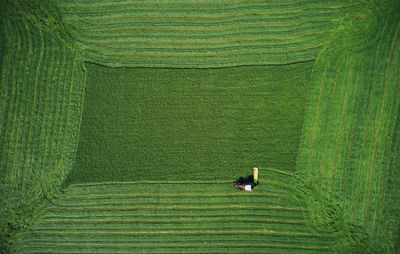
62, 2, 361, 22
0, 18, 9, 115
25, 20, 32, 55
47, 45, 66, 181
51, 54, 78, 184
81, 32, 323, 46
29, 225, 307, 233
318, 69, 339, 185
295, 55, 321, 172
258, 167, 294, 176
4, 19, 21, 205
364, 21, 400, 223
372, 97, 400, 239
61, 3, 323, 16
375, 72, 400, 235
27, 31, 54, 199
81, 34, 324, 52
50, 52, 74, 181
12, 18, 31, 200
60, 193, 291, 199
330, 46, 354, 200
18, 19, 37, 201
63, 56, 78, 153
77, 19, 339, 34
353, 16, 389, 223
20, 23, 44, 197
11, 19, 30, 202
17, 238, 321, 247
60, 0, 316, 10
45, 205, 309, 212
38, 218, 307, 224
64, 180, 233, 191
23, 230, 324, 237
87, 43, 324, 58
72, 27, 328, 47
48, 199, 301, 208
33, 37, 56, 190
306, 65, 328, 175
342, 32, 371, 202
386, 142, 400, 235
63, 192, 291, 200
20, 242, 329, 250
2, 19, 23, 204
42, 41, 63, 184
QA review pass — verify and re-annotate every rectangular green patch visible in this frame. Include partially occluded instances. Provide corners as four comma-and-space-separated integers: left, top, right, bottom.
67, 62, 312, 184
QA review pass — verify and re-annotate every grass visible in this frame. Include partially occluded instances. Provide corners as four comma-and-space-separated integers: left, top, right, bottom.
1, 0, 400, 253
14, 170, 334, 254
65, 62, 312, 184
296, 4, 400, 252
0, 2, 85, 252
54, 0, 359, 67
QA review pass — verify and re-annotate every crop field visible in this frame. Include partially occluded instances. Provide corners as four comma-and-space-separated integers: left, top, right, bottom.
1, 0, 400, 253
296, 6, 400, 251
14, 169, 336, 253
55, 0, 361, 68
65, 62, 311, 184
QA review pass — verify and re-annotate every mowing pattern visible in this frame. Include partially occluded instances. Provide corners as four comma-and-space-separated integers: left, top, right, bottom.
55, 0, 362, 68
13, 169, 333, 253
296, 5, 400, 250
0, 1, 85, 241
2, 0, 400, 253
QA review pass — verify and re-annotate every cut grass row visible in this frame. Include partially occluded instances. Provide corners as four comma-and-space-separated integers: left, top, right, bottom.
55, 0, 362, 67
0, 19, 83, 206
0, 2, 85, 251
58, 0, 351, 12
14, 173, 333, 253
296, 6, 400, 252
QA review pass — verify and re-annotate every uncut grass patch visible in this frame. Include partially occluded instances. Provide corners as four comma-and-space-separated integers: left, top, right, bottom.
66, 62, 312, 184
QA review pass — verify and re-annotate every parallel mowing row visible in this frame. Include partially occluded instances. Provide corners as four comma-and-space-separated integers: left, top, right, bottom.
0, 12, 85, 221
13, 170, 334, 253
55, 0, 362, 67
296, 9, 400, 247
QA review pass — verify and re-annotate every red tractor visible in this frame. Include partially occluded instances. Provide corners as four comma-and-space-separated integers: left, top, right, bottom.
232, 167, 259, 192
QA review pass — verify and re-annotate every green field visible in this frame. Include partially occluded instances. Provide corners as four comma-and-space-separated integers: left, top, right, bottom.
66, 63, 310, 184
14, 170, 337, 253
1, 0, 400, 253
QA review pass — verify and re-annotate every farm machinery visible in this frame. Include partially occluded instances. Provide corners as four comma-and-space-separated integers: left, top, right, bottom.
233, 167, 259, 192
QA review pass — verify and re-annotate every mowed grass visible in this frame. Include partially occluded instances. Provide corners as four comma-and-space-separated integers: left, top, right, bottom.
296, 6, 400, 252
14, 169, 334, 254
55, 0, 361, 67
65, 62, 313, 184
3, 0, 400, 253
0, 3, 85, 251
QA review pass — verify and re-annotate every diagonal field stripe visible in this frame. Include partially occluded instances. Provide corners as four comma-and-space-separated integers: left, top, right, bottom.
342, 32, 371, 203
20, 23, 44, 198
365, 21, 400, 224
330, 46, 354, 200
352, 16, 390, 223
306, 65, 328, 176
318, 69, 339, 186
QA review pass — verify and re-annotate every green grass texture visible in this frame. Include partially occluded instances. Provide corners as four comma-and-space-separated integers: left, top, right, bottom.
0, 2, 85, 252
66, 62, 312, 184
296, 4, 400, 251
15, 169, 336, 254
54, 0, 360, 68
1, 0, 400, 253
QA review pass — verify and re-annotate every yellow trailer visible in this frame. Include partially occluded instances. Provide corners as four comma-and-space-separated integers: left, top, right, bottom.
253, 167, 259, 182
